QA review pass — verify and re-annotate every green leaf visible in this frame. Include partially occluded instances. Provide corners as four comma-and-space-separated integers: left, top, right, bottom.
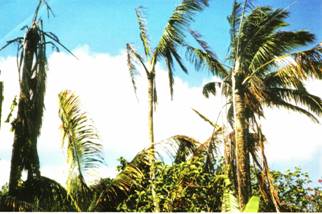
243, 196, 260, 213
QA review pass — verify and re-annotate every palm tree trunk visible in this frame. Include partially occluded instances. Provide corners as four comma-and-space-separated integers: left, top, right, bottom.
9, 26, 41, 194
147, 73, 159, 212
232, 59, 250, 209
0, 81, 3, 129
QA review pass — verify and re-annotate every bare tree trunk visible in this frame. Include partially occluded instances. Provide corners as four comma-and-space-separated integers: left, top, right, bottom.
147, 73, 159, 212
0, 82, 3, 129
232, 59, 250, 209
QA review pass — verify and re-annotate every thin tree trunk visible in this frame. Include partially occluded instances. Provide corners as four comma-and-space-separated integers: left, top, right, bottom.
0, 82, 3, 129
147, 73, 159, 212
232, 59, 250, 209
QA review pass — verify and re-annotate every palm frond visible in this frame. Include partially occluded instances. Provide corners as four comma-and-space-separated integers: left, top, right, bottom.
135, 7, 152, 58
265, 96, 320, 123
18, 176, 78, 211
58, 90, 104, 209
274, 44, 322, 81
32, 0, 54, 22
192, 108, 218, 129
165, 49, 175, 99
202, 81, 222, 98
248, 31, 315, 75
126, 44, 139, 98
268, 87, 322, 117
92, 152, 146, 211
186, 30, 228, 78
0, 195, 37, 211
156, 0, 208, 55
170, 135, 200, 164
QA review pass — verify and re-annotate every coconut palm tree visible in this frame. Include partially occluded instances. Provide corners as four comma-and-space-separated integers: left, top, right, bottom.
126, 0, 208, 211
186, 0, 322, 208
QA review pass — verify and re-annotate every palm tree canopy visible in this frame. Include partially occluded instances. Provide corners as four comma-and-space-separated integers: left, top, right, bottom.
188, 3, 322, 123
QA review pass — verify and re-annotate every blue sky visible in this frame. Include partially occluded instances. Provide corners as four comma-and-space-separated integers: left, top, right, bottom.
1, 0, 321, 85
0, 0, 321, 187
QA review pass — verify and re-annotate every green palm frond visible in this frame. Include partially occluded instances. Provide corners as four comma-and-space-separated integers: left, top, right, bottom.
202, 81, 223, 98
268, 87, 322, 117
18, 176, 78, 211
58, 90, 104, 175
156, 0, 208, 56
266, 97, 320, 123
227, 0, 241, 56
272, 44, 322, 81
135, 7, 151, 58
0, 195, 37, 211
165, 48, 175, 99
248, 31, 315, 75
92, 152, 146, 211
154, 0, 208, 86
186, 30, 228, 78
58, 90, 104, 210
170, 135, 200, 164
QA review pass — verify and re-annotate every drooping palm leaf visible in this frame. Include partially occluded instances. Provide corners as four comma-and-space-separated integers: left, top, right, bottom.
0, 195, 37, 211
135, 7, 152, 59
17, 176, 78, 211
58, 90, 104, 210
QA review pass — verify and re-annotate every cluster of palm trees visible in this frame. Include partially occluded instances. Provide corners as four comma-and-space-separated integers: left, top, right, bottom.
0, 0, 321, 212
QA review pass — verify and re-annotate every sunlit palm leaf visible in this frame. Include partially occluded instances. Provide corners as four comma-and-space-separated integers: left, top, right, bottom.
58, 90, 104, 210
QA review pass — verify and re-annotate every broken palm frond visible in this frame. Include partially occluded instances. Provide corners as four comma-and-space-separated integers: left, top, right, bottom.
92, 151, 147, 211
258, 131, 280, 212
17, 176, 78, 211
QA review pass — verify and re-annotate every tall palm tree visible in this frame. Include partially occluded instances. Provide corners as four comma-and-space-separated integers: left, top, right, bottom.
58, 90, 105, 211
126, 0, 208, 211
0, 0, 75, 195
186, 0, 322, 208
6, 2, 50, 194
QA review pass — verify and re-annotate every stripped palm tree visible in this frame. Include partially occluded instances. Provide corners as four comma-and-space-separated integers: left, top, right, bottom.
186, 0, 322, 208
126, 0, 208, 211
0, 0, 73, 195
58, 90, 105, 211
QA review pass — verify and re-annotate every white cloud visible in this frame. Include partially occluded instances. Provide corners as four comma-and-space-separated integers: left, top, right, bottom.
0, 45, 321, 187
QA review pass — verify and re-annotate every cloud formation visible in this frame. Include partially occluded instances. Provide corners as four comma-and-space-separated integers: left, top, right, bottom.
0, 46, 321, 187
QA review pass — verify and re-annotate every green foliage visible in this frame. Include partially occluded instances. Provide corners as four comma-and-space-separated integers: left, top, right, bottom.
271, 167, 321, 212
118, 156, 225, 212
243, 196, 260, 212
